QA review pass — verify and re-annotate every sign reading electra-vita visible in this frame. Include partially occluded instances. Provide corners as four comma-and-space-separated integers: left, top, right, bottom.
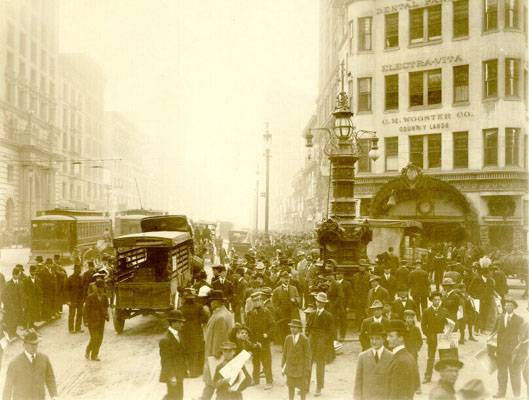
382, 55, 463, 72
382, 111, 473, 133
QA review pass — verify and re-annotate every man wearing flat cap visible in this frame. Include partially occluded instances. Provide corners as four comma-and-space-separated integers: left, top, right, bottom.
272, 271, 300, 344
354, 322, 392, 400
491, 297, 524, 399
83, 278, 109, 361
3, 332, 58, 400
386, 320, 420, 400
159, 310, 188, 400
429, 353, 463, 400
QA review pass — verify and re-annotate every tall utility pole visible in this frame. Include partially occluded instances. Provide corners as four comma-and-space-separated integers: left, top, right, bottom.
254, 165, 259, 233
263, 123, 271, 235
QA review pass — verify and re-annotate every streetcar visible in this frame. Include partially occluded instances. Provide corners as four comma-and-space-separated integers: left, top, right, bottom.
30, 208, 113, 263
228, 229, 252, 257
114, 209, 167, 236
110, 230, 193, 333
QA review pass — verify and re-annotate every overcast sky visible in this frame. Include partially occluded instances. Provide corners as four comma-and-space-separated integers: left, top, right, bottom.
59, 0, 319, 228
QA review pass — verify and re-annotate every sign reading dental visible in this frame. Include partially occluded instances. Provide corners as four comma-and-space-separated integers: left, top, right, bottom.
382, 111, 473, 133
382, 55, 463, 72
376, 0, 451, 14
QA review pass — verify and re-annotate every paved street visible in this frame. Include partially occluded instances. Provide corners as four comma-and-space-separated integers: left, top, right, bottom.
0, 265, 525, 400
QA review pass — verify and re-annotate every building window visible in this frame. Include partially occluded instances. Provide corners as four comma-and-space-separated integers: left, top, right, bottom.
409, 134, 441, 168
357, 139, 372, 172
409, 69, 442, 107
409, 136, 424, 168
483, 128, 498, 166
484, 0, 498, 31
453, 65, 469, 103
453, 0, 469, 37
385, 137, 399, 171
505, 128, 520, 165
505, 0, 520, 29
385, 74, 399, 110
505, 58, 520, 97
358, 17, 372, 51
385, 13, 399, 48
357, 77, 372, 112
453, 131, 469, 168
428, 134, 442, 168
410, 5, 442, 44
483, 59, 498, 98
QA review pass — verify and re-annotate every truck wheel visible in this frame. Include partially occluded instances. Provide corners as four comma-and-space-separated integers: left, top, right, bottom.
113, 310, 125, 334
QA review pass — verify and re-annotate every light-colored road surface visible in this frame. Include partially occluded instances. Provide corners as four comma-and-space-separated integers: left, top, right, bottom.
0, 247, 526, 399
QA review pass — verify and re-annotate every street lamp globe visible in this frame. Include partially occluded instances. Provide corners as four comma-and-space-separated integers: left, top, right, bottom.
368, 137, 380, 161
333, 112, 353, 140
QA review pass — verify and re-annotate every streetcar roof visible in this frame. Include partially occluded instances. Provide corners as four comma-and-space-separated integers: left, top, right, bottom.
116, 214, 147, 220
113, 231, 192, 248
32, 215, 111, 222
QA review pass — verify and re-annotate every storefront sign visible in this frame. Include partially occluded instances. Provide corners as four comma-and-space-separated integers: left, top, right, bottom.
376, 0, 450, 14
382, 111, 473, 133
382, 55, 463, 72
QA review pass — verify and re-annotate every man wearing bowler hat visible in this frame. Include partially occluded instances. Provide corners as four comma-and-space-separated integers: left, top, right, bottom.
211, 265, 234, 308
159, 310, 188, 400
429, 354, 463, 400
306, 292, 334, 397
272, 271, 300, 344
3, 332, 58, 400
359, 300, 390, 351
354, 322, 393, 400
367, 275, 390, 312
201, 290, 234, 400
386, 319, 420, 400
282, 319, 311, 400
491, 297, 524, 399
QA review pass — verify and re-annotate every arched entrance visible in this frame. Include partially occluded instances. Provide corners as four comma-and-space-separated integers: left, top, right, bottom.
370, 164, 477, 246
5, 198, 14, 231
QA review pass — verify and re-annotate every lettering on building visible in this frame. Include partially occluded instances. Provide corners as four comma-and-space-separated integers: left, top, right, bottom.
376, 0, 452, 14
382, 55, 463, 72
382, 111, 473, 132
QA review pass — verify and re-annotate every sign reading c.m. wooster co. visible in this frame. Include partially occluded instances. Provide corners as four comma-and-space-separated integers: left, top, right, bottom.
382, 55, 463, 72
382, 111, 473, 133
376, 0, 449, 14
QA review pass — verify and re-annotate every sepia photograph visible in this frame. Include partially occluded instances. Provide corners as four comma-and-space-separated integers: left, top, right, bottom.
0, 0, 527, 399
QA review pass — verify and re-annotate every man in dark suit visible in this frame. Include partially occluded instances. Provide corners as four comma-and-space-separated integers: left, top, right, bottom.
441, 277, 461, 324
492, 297, 524, 399
395, 262, 410, 292
391, 288, 418, 321
3, 331, 58, 400
386, 320, 420, 400
83, 279, 109, 361
359, 300, 390, 351
354, 322, 393, 400
23, 265, 42, 333
272, 271, 300, 344
2, 267, 25, 340
367, 276, 390, 315
306, 292, 334, 397
467, 265, 495, 333
421, 292, 448, 384
282, 319, 311, 400
386, 247, 400, 272
211, 265, 233, 308
326, 271, 352, 341
159, 310, 188, 400
408, 261, 430, 318
66, 264, 85, 333
380, 265, 398, 301
230, 268, 248, 323
39, 259, 57, 321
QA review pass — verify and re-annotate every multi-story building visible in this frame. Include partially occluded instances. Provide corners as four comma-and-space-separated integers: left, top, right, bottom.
292, 0, 528, 250
56, 53, 106, 211
104, 111, 147, 212
0, 0, 61, 229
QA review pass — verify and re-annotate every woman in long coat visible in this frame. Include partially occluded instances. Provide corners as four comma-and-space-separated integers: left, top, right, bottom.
180, 294, 209, 377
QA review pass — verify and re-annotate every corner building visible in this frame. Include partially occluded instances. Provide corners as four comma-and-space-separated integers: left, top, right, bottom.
311, 0, 528, 249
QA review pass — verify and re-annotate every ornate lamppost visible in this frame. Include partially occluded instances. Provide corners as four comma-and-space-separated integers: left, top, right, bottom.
305, 62, 380, 271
